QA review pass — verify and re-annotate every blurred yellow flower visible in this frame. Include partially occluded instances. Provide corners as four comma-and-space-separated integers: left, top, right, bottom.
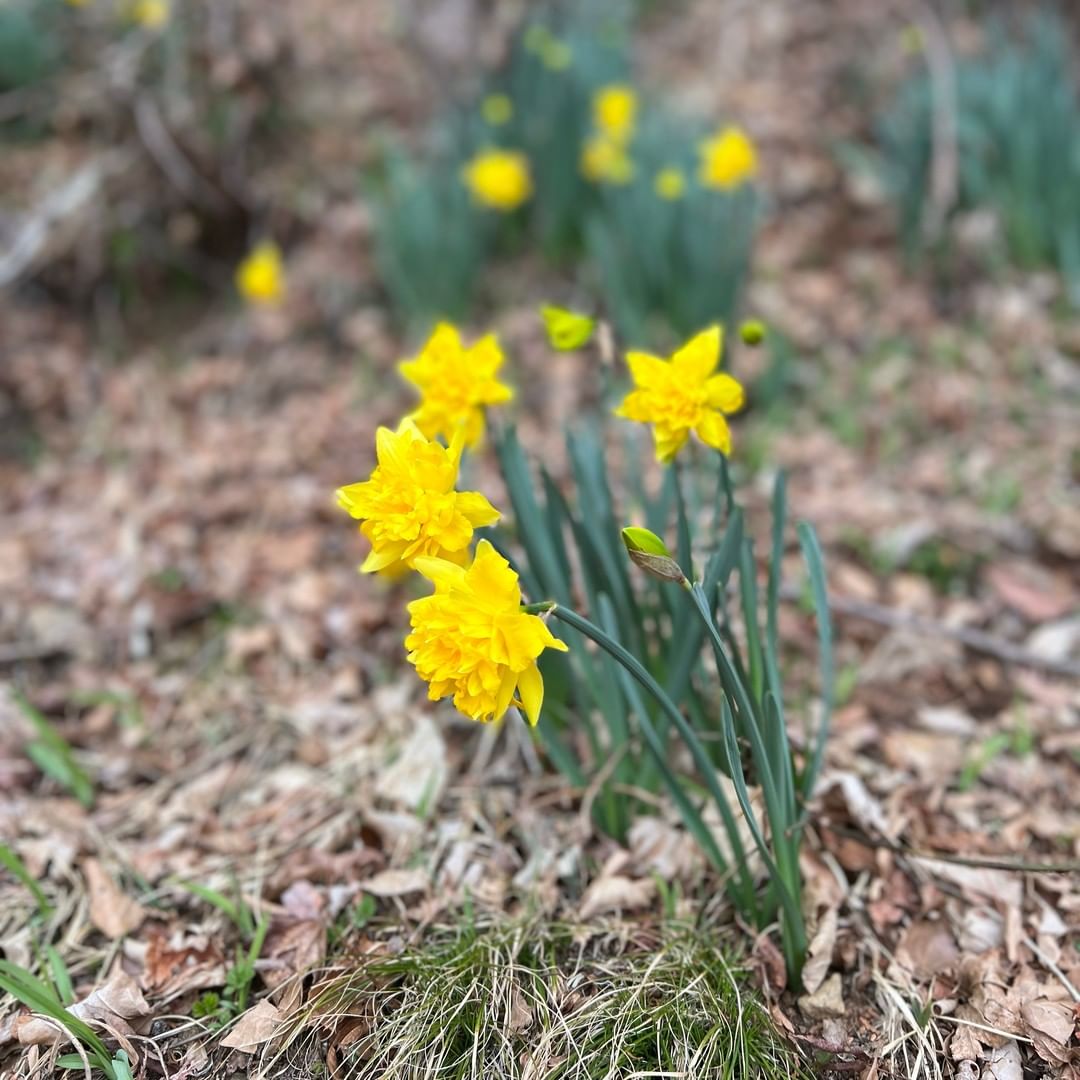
581, 135, 634, 185
593, 83, 637, 143
462, 148, 533, 212
654, 167, 686, 201
615, 325, 745, 462
235, 241, 285, 306
481, 93, 513, 127
129, 0, 168, 26
406, 540, 568, 725
336, 419, 500, 577
698, 126, 758, 190
540, 304, 595, 351
399, 322, 514, 448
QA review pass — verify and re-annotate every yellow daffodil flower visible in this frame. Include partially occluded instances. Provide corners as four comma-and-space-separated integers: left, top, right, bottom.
235, 241, 285, 306
698, 126, 758, 190
481, 93, 513, 127
615, 325, 745, 462
654, 167, 686, 201
540, 305, 595, 351
406, 540, 568, 725
336, 419, 500, 577
130, 0, 168, 27
593, 83, 637, 144
580, 134, 634, 185
462, 148, 533, 212
398, 322, 513, 448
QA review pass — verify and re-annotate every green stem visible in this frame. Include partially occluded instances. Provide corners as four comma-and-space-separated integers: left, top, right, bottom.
549, 604, 759, 918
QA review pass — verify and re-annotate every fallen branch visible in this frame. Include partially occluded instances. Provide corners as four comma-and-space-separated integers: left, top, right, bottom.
780, 585, 1080, 680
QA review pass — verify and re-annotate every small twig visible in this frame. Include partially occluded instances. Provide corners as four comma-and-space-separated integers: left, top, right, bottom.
780, 584, 1080, 680
910, 0, 959, 242
134, 97, 229, 212
1023, 934, 1080, 1003
823, 822, 1080, 874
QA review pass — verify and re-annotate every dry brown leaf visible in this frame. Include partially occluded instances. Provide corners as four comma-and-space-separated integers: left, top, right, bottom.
980, 1040, 1023, 1080
261, 920, 326, 990
578, 875, 655, 920
361, 868, 428, 898
220, 999, 282, 1052
801, 906, 838, 995
1022, 998, 1077, 1066
374, 713, 447, 811
84, 858, 146, 940
141, 930, 226, 997
15, 970, 150, 1046
896, 919, 960, 981
797, 972, 846, 1019
627, 816, 700, 881
948, 1023, 982, 1062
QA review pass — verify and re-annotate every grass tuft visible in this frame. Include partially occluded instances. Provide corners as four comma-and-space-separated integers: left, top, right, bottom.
270, 919, 807, 1079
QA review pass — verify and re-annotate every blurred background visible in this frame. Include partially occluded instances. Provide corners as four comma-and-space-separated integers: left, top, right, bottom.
1, 0, 1078, 1071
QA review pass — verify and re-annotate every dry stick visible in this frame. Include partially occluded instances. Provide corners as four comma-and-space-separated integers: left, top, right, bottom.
779, 584, 1080, 680
822, 822, 1080, 875
911, 0, 959, 242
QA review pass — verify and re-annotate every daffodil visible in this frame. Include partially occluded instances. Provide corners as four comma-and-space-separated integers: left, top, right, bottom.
698, 126, 758, 190
593, 83, 637, 144
580, 134, 634, 185
129, 0, 168, 27
406, 540, 568, 725
235, 241, 285, 305
398, 323, 513, 448
462, 148, 533, 212
481, 93, 513, 126
615, 326, 745, 462
654, 167, 686, 201
336, 420, 500, 577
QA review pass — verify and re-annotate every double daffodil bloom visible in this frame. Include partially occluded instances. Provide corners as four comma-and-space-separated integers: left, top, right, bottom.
593, 84, 637, 144
615, 326, 745, 462
406, 540, 568, 725
235, 241, 285, 305
336, 420, 500, 577
398, 323, 514, 448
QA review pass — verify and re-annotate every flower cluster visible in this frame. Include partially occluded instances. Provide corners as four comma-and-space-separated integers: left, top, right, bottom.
581, 83, 637, 185
336, 318, 746, 727
336, 323, 568, 727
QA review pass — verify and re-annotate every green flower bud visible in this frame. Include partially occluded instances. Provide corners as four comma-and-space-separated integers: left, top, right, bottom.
739, 319, 766, 346
621, 527, 687, 584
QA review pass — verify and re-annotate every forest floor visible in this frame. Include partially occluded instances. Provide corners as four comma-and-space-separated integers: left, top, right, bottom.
1, 1, 1078, 1077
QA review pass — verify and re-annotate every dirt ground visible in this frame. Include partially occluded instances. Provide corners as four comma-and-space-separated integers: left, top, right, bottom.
1, 1, 1078, 1077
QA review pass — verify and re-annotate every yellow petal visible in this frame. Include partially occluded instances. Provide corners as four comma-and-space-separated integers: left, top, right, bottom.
516, 661, 544, 726
361, 545, 406, 573
625, 351, 669, 389
695, 411, 732, 455
413, 555, 469, 589
494, 669, 517, 721
375, 424, 413, 471
456, 492, 501, 527
671, 326, 722, 382
654, 426, 688, 464
704, 372, 745, 413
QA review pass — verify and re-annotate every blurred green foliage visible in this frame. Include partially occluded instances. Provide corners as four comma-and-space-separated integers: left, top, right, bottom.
0, 0, 59, 96
877, 10, 1080, 304
369, 1, 758, 341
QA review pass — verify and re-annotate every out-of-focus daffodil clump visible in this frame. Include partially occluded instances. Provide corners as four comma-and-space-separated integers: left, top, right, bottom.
370, 5, 760, 339
335, 310, 832, 990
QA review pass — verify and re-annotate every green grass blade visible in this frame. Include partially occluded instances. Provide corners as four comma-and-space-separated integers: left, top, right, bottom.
0, 841, 52, 916
45, 945, 74, 1006
796, 522, 833, 802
